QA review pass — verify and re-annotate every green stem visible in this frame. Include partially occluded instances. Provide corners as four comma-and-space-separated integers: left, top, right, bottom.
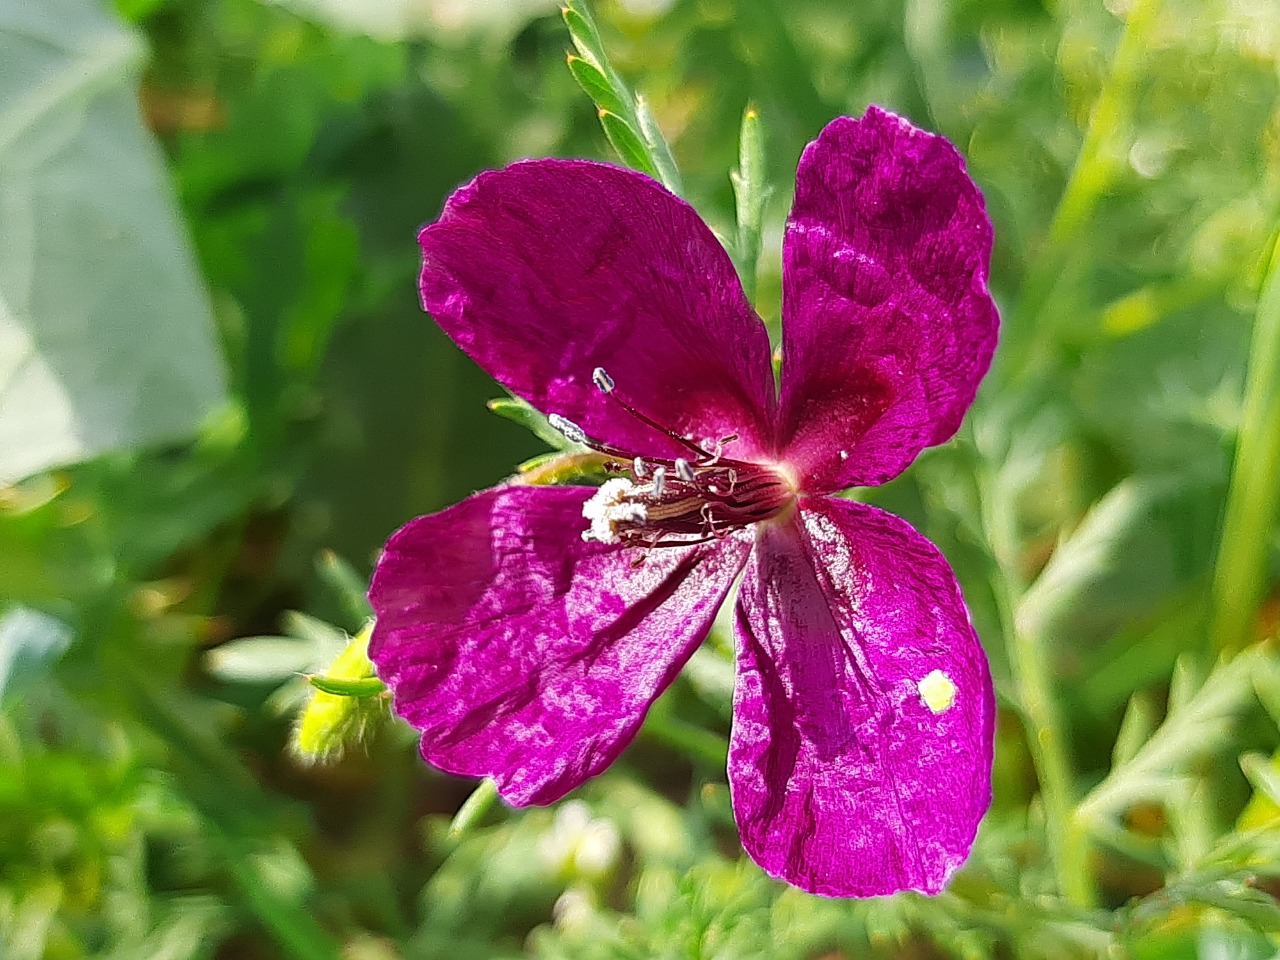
975, 456, 1094, 906
1210, 231, 1280, 655
448, 778, 500, 839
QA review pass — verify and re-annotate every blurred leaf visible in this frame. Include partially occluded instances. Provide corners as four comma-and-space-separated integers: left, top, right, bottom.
205, 636, 322, 684
1078, 645, 1270, 826
1017, 474, 1222, 660
0, 606, 72, 701
315, 549, 373, 630
0, 0, 226, 482
1211, 231, 1280, 654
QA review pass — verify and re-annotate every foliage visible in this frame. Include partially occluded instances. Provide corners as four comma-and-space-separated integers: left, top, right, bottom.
1, 0, 1278, 956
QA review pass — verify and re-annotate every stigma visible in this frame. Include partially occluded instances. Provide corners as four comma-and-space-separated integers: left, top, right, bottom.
562, 368, 796, 548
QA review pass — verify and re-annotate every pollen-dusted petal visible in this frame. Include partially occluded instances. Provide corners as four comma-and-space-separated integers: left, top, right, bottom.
728, 497, 993, 897
778, 107, 999, 491
420, 160, 777, 462
368, 485, 751, 807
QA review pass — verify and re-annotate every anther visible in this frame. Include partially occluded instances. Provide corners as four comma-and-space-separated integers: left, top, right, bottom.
633, 457, 649, 479
592, 367, 615, 393
548, 414, 587, 445
651, 465, 667, 497
675, 458, 696, 483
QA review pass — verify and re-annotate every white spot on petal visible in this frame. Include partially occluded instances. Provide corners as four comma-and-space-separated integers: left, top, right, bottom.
917, 669, 957, 714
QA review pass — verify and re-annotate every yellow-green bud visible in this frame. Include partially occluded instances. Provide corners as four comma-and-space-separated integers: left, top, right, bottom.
292, 623, 385, 764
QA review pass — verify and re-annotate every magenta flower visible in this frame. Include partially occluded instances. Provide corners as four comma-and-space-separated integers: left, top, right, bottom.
369, 106, 998, 897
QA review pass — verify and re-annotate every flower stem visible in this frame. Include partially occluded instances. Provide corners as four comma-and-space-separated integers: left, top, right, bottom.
448, 778, 500, 839
1210, 231, 1280, 655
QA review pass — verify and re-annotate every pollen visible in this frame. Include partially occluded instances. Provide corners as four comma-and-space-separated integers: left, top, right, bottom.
581, 478, 647, 544
917, 669, 957, 714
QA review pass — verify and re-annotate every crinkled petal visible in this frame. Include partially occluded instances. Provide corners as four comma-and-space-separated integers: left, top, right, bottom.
729, 497, 994, 897
779, 107, 999, 491
420, 160, 777, 461
368, 484, 752, 806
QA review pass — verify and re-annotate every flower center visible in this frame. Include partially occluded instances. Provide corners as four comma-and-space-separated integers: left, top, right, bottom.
552, 368, 796, 549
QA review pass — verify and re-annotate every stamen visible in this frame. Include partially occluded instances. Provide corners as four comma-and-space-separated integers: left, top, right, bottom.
591, 372, 705, 456
592, 367, 615, 393
548, 414, 587, 445
651, 465, 666, 497
571, 366, 795, 549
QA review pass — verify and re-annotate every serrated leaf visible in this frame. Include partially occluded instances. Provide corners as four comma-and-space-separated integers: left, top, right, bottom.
1079, 646, 1265, 826
566, 54, 625, 116
633, 95, 681, 194
0, 0, 226, 482
562, 1, 607, 65
597, 109, 658, 178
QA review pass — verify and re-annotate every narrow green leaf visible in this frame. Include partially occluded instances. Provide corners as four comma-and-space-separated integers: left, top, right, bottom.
598, 109, 658, 178
306, 674, 385, 698
566, 54, 624, 116
730, 103, 769, 302
1211, 229, 1280, 654
516, 450, 609, 485
634, 94, 682, 194
561, 2, 606, 65
487, 395, 574, 450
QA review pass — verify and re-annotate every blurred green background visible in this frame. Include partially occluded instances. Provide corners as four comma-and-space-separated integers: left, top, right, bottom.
2, 0, 1279, 956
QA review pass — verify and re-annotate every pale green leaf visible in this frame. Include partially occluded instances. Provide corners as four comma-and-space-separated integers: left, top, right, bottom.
0, 0, 226, 482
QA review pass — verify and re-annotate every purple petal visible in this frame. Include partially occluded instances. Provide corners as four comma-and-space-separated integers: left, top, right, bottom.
779, 107, 999, 491
368, 484, 751, 806
729, 497, 994, 897
420, 160, 777, 462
